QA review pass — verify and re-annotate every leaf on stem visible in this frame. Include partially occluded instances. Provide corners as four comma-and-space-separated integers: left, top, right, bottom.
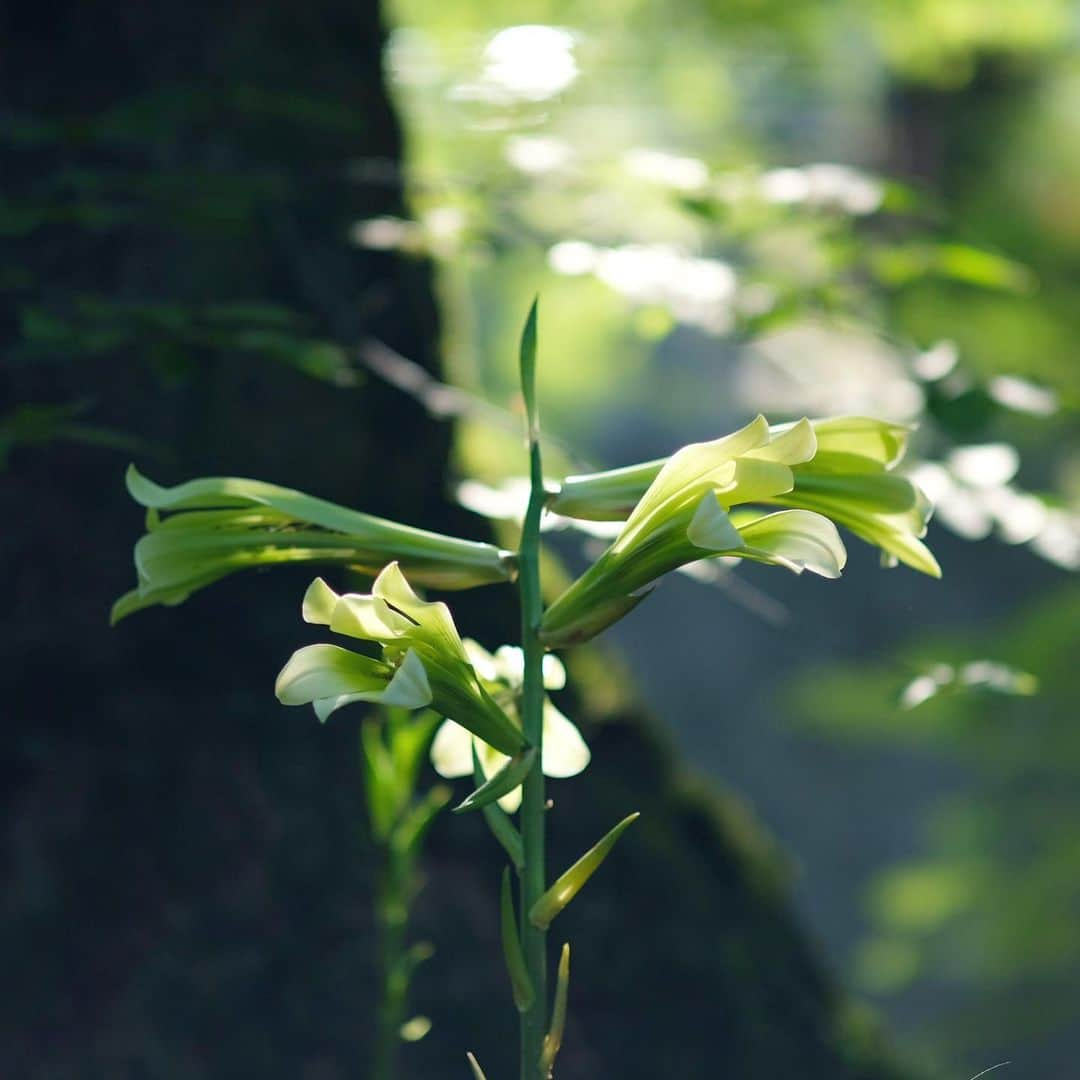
452, 748, 537, 814
391, 784, 452, 857
361, 720, 400, 840
539, 943, 571, 1075
500, 868, 536, 1013
473, 746, 524, 870
519, 297, 539, 442
529, 812, 640, 930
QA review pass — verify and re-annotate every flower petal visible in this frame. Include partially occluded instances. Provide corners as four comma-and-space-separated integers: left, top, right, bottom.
275, 643, 392, 705
541, 654, 567, 691
540, 701, 590, 778
744, 417, 817, 465
430, 720, 475, 778
614, 414, 769, 552
686, 495, 745, 552
302, 577, 339, 625
330, 593, 412, 641
807, 416, 912, 467
311, 649, 433, 720
737, 509, 847, 578
373, 561, 466, 658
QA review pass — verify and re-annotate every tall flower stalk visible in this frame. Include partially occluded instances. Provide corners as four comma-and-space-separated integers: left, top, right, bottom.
112, 301, 940, 1078
515, 300, 553, 1076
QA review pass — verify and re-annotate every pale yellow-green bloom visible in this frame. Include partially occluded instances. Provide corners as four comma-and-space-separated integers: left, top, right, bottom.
430, 641, 589, 811
541, 415, 939, 647
112, 466, 516, 623
275, 564, 526, 756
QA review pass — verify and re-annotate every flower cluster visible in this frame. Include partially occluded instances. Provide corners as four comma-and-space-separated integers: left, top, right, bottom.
276, 563, 526, 756
112, 466, 515, 623
430, 641, 589, 811
540, 415, 938, 646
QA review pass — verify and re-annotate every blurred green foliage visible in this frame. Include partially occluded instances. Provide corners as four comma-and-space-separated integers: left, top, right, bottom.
370, 0, 1079, 1074
795, 584, 1080, 1065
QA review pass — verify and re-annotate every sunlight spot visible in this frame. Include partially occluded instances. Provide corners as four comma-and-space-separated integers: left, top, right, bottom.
913, 340, 959, 381
548, 240, 598, 275
980, 487, 1048, 544
1030, 509, 1080, 569
901, 665, 954, 709
947, 443, 1020, 488
480, 25, 578, 103
624, 148, 709, 191
988, 374, 1059, 416
505, 135, 574, 174
760, 164, 883, 215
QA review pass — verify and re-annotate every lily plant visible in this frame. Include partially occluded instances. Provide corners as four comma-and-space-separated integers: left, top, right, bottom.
112, 301, 939, 1078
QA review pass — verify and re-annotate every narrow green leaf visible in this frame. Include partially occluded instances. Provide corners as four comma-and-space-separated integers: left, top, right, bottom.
529, 812, 640, 930
391, 784, 452, 857
473, 747, 524, 870
388, 708, 443, 797
453, 748, 537, 814
518, 297, 539, 442
539, 943, 571, 1074
361, 720, 399, 840
466, 1052, 489, 1080
500, 868, 536, 1013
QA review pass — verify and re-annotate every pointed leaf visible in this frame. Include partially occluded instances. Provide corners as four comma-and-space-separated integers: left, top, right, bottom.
500, 868, 535, 1013
388, 708, 443, 793
453, 749, 536, 815
361, 720, 399, 840
466, 1052, 489, 1080
392, 783, 452, 857
519, 297, 539, 441
474, 746, 524, 870
530, 812, 640, 929
540, 943, 571, 1074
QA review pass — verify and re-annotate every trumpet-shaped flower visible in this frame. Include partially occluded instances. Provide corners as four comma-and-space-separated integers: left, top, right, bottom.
111, 466, 516, 623
541, 415, 938, 647
549, 415, 937, 576
429, 640, 589, 812
275, 563, 527, 757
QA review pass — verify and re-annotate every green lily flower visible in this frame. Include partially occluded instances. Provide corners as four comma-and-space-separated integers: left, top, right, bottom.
430, 640, 590, 812
765, 417, 939, 577
541, 415, 849, 645
111, 465, 517, 623
547, 413, 937, 573
540, 414, 938, 647
276, 563, 527, 756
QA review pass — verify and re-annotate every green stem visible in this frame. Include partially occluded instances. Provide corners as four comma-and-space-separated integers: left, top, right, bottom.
373, 845, 412, 1080
518, 434, 548, 1079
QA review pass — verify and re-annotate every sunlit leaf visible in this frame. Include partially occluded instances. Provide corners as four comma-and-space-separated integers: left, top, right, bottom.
529, 812, 640, 929
452, 749, 537, 814
500, 868, 535, 1013
539, 942, 571, 1074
